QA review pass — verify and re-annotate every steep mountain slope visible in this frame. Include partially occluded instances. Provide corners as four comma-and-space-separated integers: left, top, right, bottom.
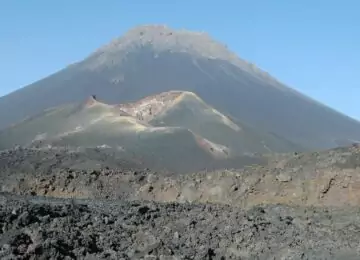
1, 25, 359, 149
0, 93, 272, 173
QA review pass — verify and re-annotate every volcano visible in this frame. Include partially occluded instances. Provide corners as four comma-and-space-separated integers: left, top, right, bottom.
0, 25, 359, 150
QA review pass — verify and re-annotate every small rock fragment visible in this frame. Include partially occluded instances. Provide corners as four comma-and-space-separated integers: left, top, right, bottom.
276, 173, 292, 182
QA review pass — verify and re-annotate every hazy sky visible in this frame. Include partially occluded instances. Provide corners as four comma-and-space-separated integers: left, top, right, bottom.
1, 0, 359, 119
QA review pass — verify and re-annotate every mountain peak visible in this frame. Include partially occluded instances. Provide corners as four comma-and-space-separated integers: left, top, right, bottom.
96, 24, 213, 54
88, 24, 248, 68
126, 24, 209, 37
83, 24, 281, 86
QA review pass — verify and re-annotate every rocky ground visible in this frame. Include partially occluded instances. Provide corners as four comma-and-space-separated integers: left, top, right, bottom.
1, 193, 360, 259
1, 145, 360, 259
1, 145, 360, 208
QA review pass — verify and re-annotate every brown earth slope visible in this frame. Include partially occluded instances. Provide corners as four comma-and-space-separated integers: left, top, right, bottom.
1, 144, 360, 208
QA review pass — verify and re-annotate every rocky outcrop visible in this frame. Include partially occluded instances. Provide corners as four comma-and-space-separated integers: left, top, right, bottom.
1, 146, 360, 208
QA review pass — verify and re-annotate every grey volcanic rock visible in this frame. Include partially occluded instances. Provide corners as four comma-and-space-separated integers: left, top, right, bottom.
1, 145, 360, 258
0, 25, 359, 150
1, 194, 360, 259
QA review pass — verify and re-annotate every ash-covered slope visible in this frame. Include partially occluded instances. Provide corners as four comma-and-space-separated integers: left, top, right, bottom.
0, 93, 272, 173
119, 90, 300, 154
1, 25, 359, 149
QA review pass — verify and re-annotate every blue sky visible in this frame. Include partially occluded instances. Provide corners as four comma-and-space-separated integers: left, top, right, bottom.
1, 0, 359, 119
